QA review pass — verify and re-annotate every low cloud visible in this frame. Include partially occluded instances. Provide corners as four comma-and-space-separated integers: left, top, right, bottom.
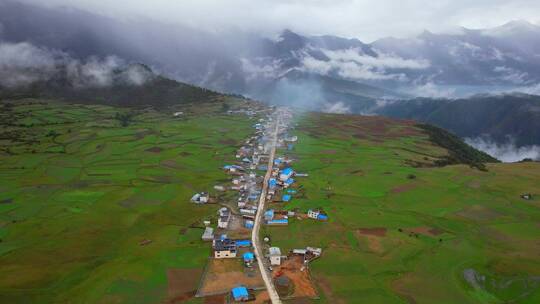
465, 136, 540, 162
403, 82, 457, 98
0, 41, 153, 88
322, 101, 351, 114
301, 48, 429, 81
494, 66, 530, 85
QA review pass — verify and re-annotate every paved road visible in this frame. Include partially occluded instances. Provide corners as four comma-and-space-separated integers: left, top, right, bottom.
251, 110, 282, 304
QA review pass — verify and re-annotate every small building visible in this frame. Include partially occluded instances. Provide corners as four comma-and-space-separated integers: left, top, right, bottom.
245, 220, 254, 229
269, 247, 282, 265
214, 239, 237, 258
267, 219, 288, 226
191, 192, 209, 204
231, 286, 249, 302
236, 240, 251, 248
521, 193, 533, 200
279, 168, 294, 181
264, 209, 275, 221
307, 209, 320, 219
243, 252, 255, 267
201, 227, 214, 241
268, 178, 277, 188
240, 208, 256, 216
282, 194, 291, 202
218, 208, 231, 229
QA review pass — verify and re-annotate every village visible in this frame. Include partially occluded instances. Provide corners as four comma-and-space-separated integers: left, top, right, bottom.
190, 107, 327, 303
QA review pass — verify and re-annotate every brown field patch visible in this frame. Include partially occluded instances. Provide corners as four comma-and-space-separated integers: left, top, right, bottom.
406, 226, 445, 237
320, 149, 337, 154
197, 258, 264, 297
272, 255, 318, 299
391, 184, 417, 194
203, 294, 225, 304
166, 268, 202, 303
455, 205, 501, 221
358, 227, 387, 237
219, 139, 236, 145
145, 146, 163, 153
315, 277, 345, 304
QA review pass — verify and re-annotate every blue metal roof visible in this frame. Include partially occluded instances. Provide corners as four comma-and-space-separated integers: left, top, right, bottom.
285, 178, 295, 185
232, 286, 249, 299
236, 240, 251, 247
282, 194, 291, 202
268, 219, 288, 224
243, 252, 254, 260
281, 167, 294, 175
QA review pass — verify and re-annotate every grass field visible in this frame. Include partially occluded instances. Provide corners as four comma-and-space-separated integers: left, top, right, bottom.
0, 99, 258, 303
263, 113, 540, 304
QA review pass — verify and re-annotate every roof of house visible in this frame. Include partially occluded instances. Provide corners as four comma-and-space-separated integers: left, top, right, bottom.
282, 194, 291, 202
232, 286, 249, 299
214, 239, 236, 251
236, 240, 251, 247
281, 167, 294, 175
269, 247, 281, 256
243, 252, 255, 260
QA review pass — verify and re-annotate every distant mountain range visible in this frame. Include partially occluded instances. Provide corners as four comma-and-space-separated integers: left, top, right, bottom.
1, 0, 540, 153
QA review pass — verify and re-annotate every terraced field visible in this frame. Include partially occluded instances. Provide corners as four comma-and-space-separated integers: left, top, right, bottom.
263, 113, 540, 304
0, 99, 258, 303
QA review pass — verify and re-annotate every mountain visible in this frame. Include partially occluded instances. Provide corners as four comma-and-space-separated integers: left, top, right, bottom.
376, 93, 540, 147
0, 62, 233, 108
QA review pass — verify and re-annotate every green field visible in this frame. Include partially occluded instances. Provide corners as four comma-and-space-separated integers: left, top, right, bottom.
0, 99, 258, 303
263, 113, 540, 304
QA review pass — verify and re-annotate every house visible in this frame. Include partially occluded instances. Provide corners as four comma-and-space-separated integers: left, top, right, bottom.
218, 208, 231, 229
201, 227, 214, 241
191, 192, 209, 204
231, 286, 249, 302
308, 209, 328, 221
307, 209, 320, 219
264, 209, 274, 221
236, 240, 251, 248
214, 239, 237, 258
268, 178, 277, 188
269, 247, 282, 265
245, 220, 254, 229
243, 252, 255, 267
283, 178, 295, 188
282, 194, 291, 202
267, 219, 288, 226
279, 168, 294, 181
240, 208, 256, 216
521, 193, 533, 200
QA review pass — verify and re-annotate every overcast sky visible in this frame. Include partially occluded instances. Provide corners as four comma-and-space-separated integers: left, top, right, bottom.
22, 0, 540, 42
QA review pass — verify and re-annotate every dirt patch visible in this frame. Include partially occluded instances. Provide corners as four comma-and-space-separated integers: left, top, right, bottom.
316, 277, 345, 304
203, 294, 225, 304
405, 226, 445, 237
145, 146, 163, 153
272, 255, 318, 299
358, 227, 387, 237
365, 235, 383, 253
198, 258, 264, 297
166, 268, 202, 303
179, 151, 192, 157
219, 139, 236, 145
455, 205, 501, 221
391, 184, 417, 194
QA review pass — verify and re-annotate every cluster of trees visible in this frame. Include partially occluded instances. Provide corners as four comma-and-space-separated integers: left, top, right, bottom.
418, 124, 499, 171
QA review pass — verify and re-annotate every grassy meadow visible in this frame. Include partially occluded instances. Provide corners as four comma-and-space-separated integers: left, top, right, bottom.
263, 113, 540, 304
0, 99, 256, 303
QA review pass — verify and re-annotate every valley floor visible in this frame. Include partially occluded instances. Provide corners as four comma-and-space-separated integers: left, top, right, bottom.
0, 101, 539, 304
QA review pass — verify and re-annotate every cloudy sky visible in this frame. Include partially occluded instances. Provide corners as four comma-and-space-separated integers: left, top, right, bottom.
21, 0, 540, 42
